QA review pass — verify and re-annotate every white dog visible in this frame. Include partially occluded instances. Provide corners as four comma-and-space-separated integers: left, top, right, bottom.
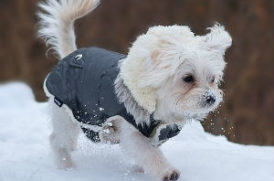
38, 0, 231, 180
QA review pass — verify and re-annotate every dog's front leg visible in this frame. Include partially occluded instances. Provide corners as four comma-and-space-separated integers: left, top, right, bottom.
118, 119, 180, 181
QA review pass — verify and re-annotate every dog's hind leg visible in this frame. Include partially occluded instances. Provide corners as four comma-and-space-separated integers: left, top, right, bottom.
48, 98, 80, 169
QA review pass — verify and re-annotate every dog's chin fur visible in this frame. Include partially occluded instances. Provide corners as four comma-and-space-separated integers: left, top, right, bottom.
38, 0, 231, 180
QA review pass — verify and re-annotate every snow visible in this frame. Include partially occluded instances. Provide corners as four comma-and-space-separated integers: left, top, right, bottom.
0, 82, 273, 181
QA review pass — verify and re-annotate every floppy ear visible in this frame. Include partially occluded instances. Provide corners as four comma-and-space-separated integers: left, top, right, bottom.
138, 49, 175, 88
202, 24, 232, 55
138, 26, 193, 88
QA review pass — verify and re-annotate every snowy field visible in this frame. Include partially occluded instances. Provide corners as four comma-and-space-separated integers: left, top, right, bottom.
0, 82, 273, 181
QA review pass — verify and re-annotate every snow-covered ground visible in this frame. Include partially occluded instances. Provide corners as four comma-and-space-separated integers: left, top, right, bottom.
0, 82, 273, 181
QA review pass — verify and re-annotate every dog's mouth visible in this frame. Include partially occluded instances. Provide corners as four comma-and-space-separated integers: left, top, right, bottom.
179, 101, 219, 121
179, 111, 209, 121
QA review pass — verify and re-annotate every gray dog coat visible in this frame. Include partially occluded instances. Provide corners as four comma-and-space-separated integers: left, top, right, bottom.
46, 47, 181, 145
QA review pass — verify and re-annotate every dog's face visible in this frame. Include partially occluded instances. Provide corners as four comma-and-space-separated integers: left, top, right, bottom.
130, 24, 232, 122
155, 51, 225, 121
121, 24, 231, 124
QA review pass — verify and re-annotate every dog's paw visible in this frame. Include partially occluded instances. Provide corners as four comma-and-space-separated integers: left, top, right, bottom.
100, 124, 119, 144
57, 157, 76, 170
162, 169, 180, 181
99, 116, 124, 144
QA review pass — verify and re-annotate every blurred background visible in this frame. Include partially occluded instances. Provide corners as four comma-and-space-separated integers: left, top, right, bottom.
0, 0, 273, 145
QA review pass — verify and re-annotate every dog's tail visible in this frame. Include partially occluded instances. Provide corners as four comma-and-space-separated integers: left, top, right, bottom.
38, 0, 100, 58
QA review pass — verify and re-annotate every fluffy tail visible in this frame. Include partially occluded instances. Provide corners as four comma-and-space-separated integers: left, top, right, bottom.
38, 0, 100, 58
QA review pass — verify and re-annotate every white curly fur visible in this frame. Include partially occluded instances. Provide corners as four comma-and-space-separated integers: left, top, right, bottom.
120, 24, 231, 114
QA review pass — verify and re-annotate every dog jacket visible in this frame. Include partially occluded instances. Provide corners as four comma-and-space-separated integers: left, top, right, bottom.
46, 47, 181, 145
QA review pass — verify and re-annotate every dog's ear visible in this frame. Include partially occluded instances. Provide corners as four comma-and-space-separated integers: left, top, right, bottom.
137, 26, 194, 88
202, 24, 232, 55
138, 49, 177, 88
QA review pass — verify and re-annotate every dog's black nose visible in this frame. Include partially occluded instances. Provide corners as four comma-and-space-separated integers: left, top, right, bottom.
206, 95, 216, 105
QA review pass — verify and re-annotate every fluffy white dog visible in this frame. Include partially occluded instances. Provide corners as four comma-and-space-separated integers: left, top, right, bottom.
38, 0, 231, 180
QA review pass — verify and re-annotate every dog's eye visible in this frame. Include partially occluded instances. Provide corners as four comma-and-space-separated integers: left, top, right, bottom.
183, 75, 194, 83
210, 77, 215, 83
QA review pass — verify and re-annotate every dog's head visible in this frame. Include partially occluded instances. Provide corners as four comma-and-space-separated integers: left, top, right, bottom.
120, 24, 231, 124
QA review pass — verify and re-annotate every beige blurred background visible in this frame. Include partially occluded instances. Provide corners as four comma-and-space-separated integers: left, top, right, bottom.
0, 0, 273, 145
